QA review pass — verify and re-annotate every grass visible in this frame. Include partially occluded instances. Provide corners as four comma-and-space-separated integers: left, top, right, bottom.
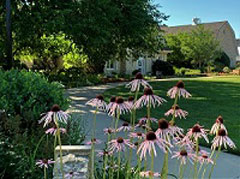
103, 76, 240, 155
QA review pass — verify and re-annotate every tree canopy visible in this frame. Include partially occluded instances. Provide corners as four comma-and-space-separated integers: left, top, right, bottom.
0, 0, 168, 72
166, 26, 221, 71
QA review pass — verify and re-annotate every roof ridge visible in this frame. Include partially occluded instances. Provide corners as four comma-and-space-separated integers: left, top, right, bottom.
162, 20, 228, 29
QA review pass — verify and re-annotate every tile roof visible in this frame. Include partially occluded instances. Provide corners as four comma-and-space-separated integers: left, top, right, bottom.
161, 21, 228, 35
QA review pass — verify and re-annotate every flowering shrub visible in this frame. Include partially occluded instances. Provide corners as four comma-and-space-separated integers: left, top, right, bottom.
86, 72, 236, 179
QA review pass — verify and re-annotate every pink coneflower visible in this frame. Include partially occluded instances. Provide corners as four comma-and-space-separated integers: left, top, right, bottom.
134, 88, 166, 109
86, 95, 107, 111
85, 138, 102, 145
103, 127, 115, 135
129, 132, 145, 139
125, 72, 152, 92
108, 137, 134, 153
135, 120, 152, 131
36, 159, 55, 168
65, 171, 80, 179
165, 104, 188, 119
171, 149, 196, 165
45, 125, 66, 136
39, 104, 70, 127
126, 96, 135, 109
138, 116, 158, 124
117, 122, 132, 132
108, 97, 131, 116
175, 135, 195, 150
211, 129, 236, 150
198, 151, 214, 164
97, 150, 113, 157
106, 96, 116, 112
167, 81, 191, 99
137, 131, 170, 160
186, 124, 209, 143
140, 171, 161, 178
156, 119, 174, 141
170, 124, 184, 138
210, 116, 227, 135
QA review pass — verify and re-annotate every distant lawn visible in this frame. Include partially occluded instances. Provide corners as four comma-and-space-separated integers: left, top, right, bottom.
103, 76, 240, 155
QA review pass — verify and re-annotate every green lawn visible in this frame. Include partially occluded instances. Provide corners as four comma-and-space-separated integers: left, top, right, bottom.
103, 76, 240, 155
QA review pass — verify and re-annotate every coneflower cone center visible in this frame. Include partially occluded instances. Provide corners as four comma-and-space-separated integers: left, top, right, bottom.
218, 129, 226, 136
135, 72, 144, 79
128, 96, 134, 101
217, 116, 223, 124
158, 119, 169, 129
107, 129, 112, 133
180, 150, 188, 156
117, 137, 124, 143
176, 81, 185, 88
134, 142, 139, 146
51, 104, 61, 112
172, 104, 180, 110
202, 154, 208, 159
148, 171, 154, 176
144, 88, 153, 95
122, 122, 129, 126
137, 132, 142, 136
116, 97, 124, 104
192, 125, 201, 133
146, 131, 157, 141
96, 95, 104, 100
42, 159, 48, 164
110, 97, 116, 102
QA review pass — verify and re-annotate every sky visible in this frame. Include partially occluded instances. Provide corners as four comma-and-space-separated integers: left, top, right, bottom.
154, 0, 240, 38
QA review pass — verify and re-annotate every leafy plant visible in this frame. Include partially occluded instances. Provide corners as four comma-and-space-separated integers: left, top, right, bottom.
152, 60, 175, 76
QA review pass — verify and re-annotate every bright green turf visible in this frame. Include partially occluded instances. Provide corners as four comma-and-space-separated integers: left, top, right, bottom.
103, 76, 240, 155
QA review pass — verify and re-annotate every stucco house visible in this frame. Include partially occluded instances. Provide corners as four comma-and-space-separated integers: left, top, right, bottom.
236, 39, 240, 62
104, 49, 172, 76
161, 20, 239, 67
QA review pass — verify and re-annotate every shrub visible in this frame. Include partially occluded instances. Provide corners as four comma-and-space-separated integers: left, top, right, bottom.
0, 69, 69, 133
223, 66, 231, 73
152, 60, 175, 76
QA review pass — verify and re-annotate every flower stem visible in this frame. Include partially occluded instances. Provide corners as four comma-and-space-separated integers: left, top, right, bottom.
91, 108, 98, 179
56, 123, 64, 179
161, 150, 168, 178
179, 162, 183, 179
44, 167, 47, 179
117, 151, 121, 179
170, 89, 179, 125
208, 147, 221, 179
194, 138, 199, 179
54, 134, 57, 174
103, 154, 108, 179
151, 149, 154, 179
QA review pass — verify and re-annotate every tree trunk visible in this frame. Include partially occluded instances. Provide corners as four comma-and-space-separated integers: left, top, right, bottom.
5, 0, 13, 70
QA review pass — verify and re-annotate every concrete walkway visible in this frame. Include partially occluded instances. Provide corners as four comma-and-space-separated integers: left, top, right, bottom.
66, 81, 240, 179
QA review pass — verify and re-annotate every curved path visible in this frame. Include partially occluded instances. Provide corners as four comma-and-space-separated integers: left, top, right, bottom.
66, 80, 240, 179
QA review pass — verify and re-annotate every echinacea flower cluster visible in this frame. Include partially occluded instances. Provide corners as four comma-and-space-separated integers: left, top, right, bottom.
82, 76, 236, 179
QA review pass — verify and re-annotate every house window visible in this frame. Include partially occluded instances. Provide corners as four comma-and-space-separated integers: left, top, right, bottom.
107, 61, 114, 69
138, 60, 142, 66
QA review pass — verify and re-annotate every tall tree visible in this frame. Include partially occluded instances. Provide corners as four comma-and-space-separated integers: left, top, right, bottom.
1, 0, 168, 72
181, 25, 220, 71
